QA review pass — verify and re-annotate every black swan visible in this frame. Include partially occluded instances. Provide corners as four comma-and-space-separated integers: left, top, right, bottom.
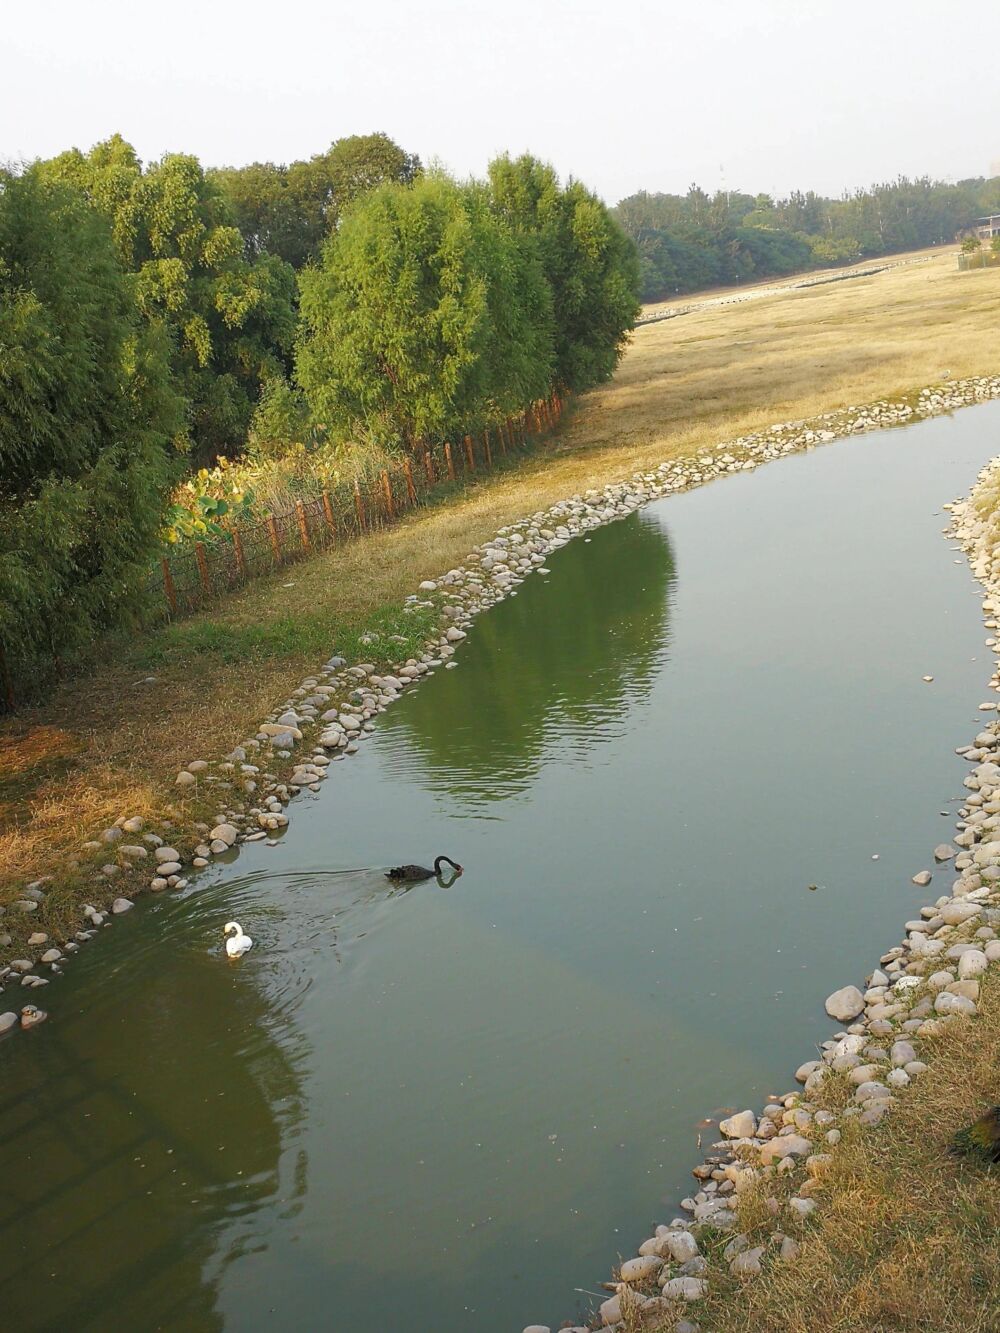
385, 856, 463, 882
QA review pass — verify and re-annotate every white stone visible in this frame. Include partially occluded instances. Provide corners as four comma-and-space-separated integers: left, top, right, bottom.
730, 1246, 764, 1277
619, 1255, 662, 1283
660, 1230, 699, 1263
719, 1109, 757, 1138
825, 985, 865, 1021
939, 900, 981, 926
759, 1134, 812, 1165
660, 1277, 707, 1302
958, 949, 988, 978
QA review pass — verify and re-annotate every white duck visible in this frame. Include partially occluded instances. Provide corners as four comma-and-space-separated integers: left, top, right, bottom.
224, 921, 254, 958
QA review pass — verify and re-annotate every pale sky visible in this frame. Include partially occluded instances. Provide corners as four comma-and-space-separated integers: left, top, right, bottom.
5, 0, 1000, 205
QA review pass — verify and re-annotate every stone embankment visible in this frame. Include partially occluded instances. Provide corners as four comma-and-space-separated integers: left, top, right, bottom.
4, 372, 1000, 1331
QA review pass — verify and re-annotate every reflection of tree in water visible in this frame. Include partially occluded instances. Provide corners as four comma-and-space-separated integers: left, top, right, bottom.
392, 512, 675, 803
0, 933, 307, 1331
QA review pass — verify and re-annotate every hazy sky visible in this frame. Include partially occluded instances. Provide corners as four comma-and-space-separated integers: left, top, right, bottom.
6, 0, 1000, 204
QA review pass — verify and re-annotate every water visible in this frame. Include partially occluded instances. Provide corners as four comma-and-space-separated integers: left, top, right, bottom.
3, 404, 1000, 1332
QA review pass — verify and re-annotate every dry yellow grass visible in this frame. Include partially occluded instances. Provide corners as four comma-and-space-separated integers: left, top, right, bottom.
667, 970, 1000, 1333
4, 245, 1000, 947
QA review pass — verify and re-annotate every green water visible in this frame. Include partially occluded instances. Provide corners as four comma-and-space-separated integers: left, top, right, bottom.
3, 405, 1000, 1331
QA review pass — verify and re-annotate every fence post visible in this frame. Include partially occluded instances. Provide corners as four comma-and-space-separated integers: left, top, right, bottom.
381, 470, 396, 519
232, 528, 248, 580
463, 434, 475, 471
266, 514, 282, 563
498, 421, 508, 456
444, 442, 455, 481
295, 499, 311, 552
483, 429, 492, 469
403, 457, 417, 504
161, 556, 179, 615
322, 490, 337, 538
194, 542, 211, 599
354, 479, 366, 530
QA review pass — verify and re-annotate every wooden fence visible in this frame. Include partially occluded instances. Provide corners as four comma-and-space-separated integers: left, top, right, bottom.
0, 395, 567, 711
153, 396, 563, 618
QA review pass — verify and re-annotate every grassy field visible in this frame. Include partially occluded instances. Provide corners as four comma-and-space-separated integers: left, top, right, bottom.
4, 244, 1000, 934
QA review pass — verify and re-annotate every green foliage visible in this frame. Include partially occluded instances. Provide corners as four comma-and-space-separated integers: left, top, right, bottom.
962, 234, 984, 253
210, 133, 422, 268
247, 375, 312, 457
617, 175, 1000, 300
0, 167, 181, 676
296, 159, 638, 449
41, 136, 298, 463
488, 154, 640, 391
298, 173, 523, 449
132, 601, 436, 671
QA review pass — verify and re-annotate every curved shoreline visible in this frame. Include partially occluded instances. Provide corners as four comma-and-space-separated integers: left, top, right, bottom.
5, 370, 1000, 1326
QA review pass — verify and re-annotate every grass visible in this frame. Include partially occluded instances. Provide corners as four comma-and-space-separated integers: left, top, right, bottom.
4, 245, 1000, 939
657, 970, 1000, 1333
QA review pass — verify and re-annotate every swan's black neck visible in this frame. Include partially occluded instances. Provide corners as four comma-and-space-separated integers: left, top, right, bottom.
434, 856, 459, 873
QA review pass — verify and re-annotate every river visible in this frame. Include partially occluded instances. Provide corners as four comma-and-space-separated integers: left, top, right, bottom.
2, 403, 998, 1331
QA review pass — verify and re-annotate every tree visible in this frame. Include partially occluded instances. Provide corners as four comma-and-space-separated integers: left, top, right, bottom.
297, 174, 495, 450
461, 181, 555, 421
211, 133, 422, 268
314, 133, 421, 228
487, 154, 640, 391
41, 136, 297, 462
207, 160, 319, 268
0, 167, 181, 688
615, 172, 1000, 300
962, 233, 983, 253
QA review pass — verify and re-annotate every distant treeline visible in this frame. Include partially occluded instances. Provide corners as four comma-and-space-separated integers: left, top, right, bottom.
615, 176, 1000, 301
0, 133, 638, 692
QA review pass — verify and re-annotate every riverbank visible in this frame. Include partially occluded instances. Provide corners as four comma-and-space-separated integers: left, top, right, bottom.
1, 241, 999, 977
